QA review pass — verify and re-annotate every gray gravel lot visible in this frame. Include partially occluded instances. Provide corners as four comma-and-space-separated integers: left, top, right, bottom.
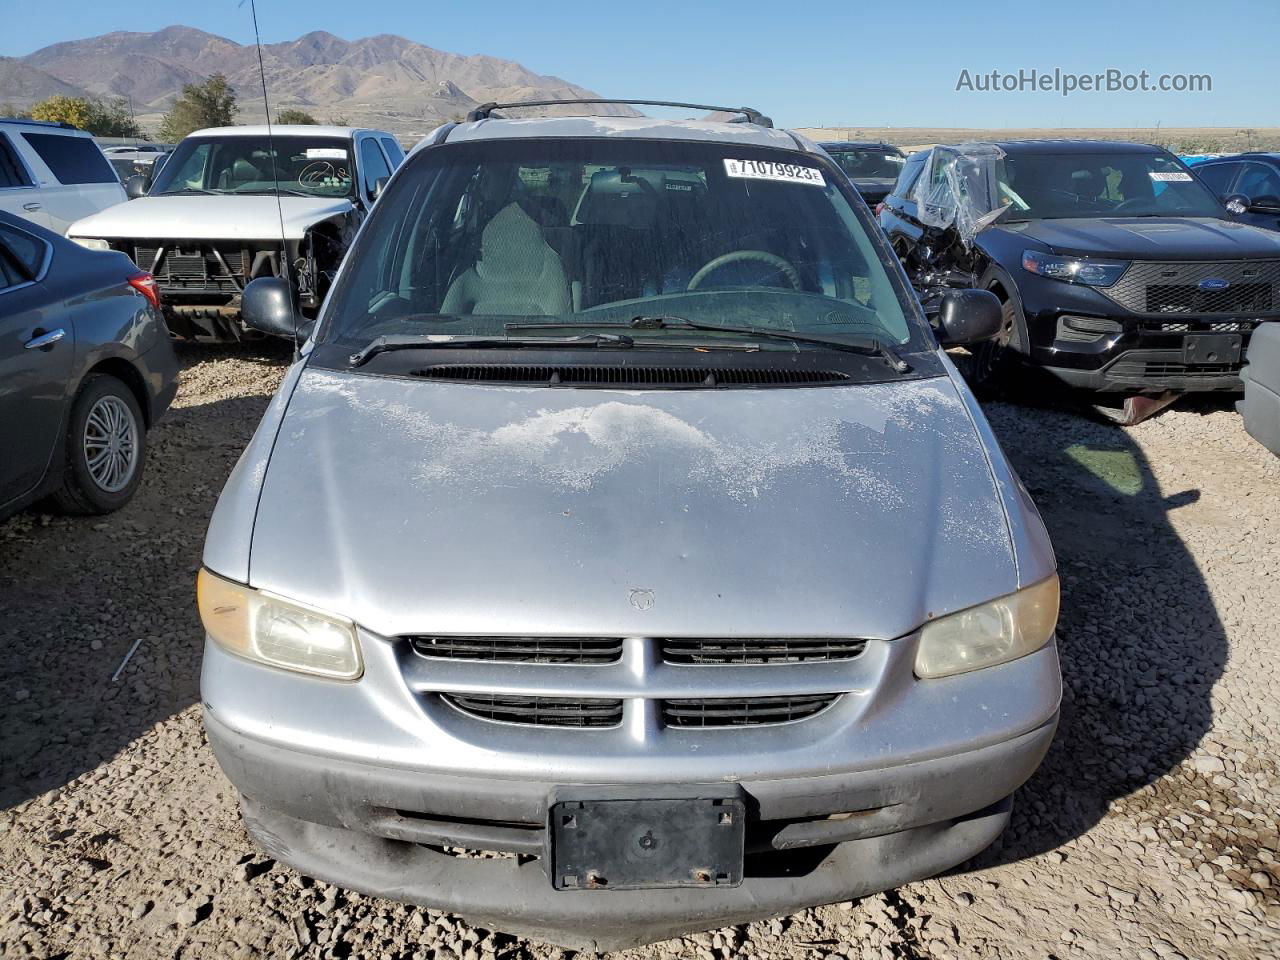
1, 346, 1278, 960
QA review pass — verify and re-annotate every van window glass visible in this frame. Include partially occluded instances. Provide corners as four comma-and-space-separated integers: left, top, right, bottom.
380, 137, 405, 167
1236, 163, 1280, 206
0, 135, 33, 188
21, 133, 116, 184
359, 138, 392, 197
323, 139, 924, 350
1193, 162, 1239, 195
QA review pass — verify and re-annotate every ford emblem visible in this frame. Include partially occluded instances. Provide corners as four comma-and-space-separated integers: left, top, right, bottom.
1198, 277, 1230, 291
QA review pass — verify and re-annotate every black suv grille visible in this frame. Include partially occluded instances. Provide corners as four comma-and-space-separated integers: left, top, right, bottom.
662, 695, 839, 727
1104, 260, 1280, 316
409, 636, 623, 664
442, 694, 623, 727
661, 638, 867, 665
411, 365, 850, 387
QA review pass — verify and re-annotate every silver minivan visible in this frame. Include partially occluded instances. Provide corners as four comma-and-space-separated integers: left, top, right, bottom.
199, 102, 1061, 950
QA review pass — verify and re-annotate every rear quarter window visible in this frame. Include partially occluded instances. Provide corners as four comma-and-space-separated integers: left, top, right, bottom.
0, 222, 49, 280
0, 134, 34, 188
21, 132, 117, 185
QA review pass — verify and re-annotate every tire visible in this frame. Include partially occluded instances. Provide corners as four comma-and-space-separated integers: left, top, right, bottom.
963, 296, 1027, 398
52, 374, 147, 515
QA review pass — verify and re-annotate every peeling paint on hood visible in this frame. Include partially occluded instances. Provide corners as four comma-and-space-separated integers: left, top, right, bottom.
248, 367, 1016, 640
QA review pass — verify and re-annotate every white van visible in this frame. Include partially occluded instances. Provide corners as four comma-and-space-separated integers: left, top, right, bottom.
0, 119, 126, 234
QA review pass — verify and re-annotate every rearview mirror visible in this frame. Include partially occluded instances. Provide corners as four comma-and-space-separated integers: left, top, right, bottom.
936, 289, 1003, 346
1224, 193, 1251, 216
241, 277, 314, 340
125, 175, 151, 200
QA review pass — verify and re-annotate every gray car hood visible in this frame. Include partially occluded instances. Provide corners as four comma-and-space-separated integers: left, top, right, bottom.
244, 368, 1018, 639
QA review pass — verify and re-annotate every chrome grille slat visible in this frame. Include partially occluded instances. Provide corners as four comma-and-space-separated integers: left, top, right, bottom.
661, 638, 867, 665
409, 635, 623, 664
662, 695, 838, 727
442, 694, 623, 728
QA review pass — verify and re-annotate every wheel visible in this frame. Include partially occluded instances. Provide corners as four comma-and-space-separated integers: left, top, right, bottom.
52, 374, 147, 515
963, 296, 1026, 398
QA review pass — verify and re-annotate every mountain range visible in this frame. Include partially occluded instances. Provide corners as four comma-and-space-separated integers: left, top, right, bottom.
2, 25, 622, 138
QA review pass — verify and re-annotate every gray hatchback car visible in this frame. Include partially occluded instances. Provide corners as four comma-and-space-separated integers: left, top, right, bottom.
199, 102, 1061, 950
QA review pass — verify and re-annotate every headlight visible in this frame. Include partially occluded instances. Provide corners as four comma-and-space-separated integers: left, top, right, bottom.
71, 237, 111, 252
1021, 249, 1127, 287
914, 574, 1059, 679
197, 568, 362, 680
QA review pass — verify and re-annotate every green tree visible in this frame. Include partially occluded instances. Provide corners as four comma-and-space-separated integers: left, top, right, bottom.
157, 74, 238, 142
275, 108, 317, 125
26, 95, 141, 137
29, 95, 92, 129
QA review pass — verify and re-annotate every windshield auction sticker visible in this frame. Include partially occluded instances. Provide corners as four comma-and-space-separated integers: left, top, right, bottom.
724, 159, 826, 186
1149, 171, 1194, 182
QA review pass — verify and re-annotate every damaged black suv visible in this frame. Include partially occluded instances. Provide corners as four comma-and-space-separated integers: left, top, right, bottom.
880, 140, 1280, 416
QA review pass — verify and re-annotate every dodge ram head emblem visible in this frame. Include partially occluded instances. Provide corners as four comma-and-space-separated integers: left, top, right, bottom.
1198, 277, 1230, 291
628, 588, 655, 610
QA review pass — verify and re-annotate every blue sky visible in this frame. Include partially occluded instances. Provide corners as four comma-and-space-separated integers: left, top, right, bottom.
3, 0, 1274, 129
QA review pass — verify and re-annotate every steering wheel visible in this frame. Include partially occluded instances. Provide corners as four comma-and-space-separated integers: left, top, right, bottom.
687, 250, 802, 291
1112, 198, 1150, 213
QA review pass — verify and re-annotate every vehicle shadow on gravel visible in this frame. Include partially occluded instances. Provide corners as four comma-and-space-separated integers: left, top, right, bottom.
961, 399, 1226, 871
0, 341, 291, 811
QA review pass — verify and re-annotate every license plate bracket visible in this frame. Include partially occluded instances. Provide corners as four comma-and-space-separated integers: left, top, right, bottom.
1182, 332, 1243, 364
549, 797, 745, 891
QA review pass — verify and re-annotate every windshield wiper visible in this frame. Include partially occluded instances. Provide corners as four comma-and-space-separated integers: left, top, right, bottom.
508, 317, 911, 372
629, 316, 910, 372
163, 187, 221, 196
348, 332, 634, 368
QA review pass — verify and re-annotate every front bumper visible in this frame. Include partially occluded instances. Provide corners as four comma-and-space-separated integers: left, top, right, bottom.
202, 631, 1060, 947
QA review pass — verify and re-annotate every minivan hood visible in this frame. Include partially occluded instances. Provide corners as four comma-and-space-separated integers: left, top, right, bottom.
67, 194, 355, 241
1001, 216, 1280, 260
245, 368, 1017, 639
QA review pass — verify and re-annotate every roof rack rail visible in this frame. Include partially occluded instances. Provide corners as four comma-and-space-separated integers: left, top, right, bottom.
464, 99, 773, 128
0, 117, 79, 130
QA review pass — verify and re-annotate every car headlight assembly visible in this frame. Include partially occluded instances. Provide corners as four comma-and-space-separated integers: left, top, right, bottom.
71, 237, 111, 252
914, 574, 1059, 679
197, 568, 362, 680
1022, 249, 1128, 287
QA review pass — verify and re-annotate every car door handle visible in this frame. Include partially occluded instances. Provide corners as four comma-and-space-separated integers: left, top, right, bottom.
25, 328, 65, 350
22, 202, 42, 211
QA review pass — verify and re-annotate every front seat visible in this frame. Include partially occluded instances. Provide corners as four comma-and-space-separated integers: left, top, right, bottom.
441, 202, 571, 316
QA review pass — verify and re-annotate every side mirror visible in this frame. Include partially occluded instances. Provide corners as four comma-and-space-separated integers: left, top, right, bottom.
1224, 193, 1251, 216
125, 175, 151, 200
372, 176, 389, 201
937, 288, 1003, 345
241, 277, 314, 340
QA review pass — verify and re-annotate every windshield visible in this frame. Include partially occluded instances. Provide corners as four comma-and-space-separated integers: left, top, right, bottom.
322, 139, 924, 351
997, 151, 1222, 220
825, 146, 905, 180
150, 135, 354, 198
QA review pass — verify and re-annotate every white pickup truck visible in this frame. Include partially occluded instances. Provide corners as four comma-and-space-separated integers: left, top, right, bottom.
67, 125, 404, 340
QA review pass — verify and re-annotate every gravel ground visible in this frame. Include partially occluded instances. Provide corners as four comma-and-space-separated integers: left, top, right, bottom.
1, 346, 1278, 960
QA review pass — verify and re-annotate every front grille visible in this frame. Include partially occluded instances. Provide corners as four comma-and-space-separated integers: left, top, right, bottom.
662, 695, 839, 727
1136, 319, 1259, 333
442, 694, 623, 727
1103, 260, 1280, 316
409, 635, 623, 664
661, 638, 867, 665
135, 243, 245, 293
411, 365, 851, 387
1109, 359, 1241, 379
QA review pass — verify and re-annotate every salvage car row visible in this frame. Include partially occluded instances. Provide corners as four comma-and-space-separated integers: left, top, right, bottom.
0, 99, 1276, 951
